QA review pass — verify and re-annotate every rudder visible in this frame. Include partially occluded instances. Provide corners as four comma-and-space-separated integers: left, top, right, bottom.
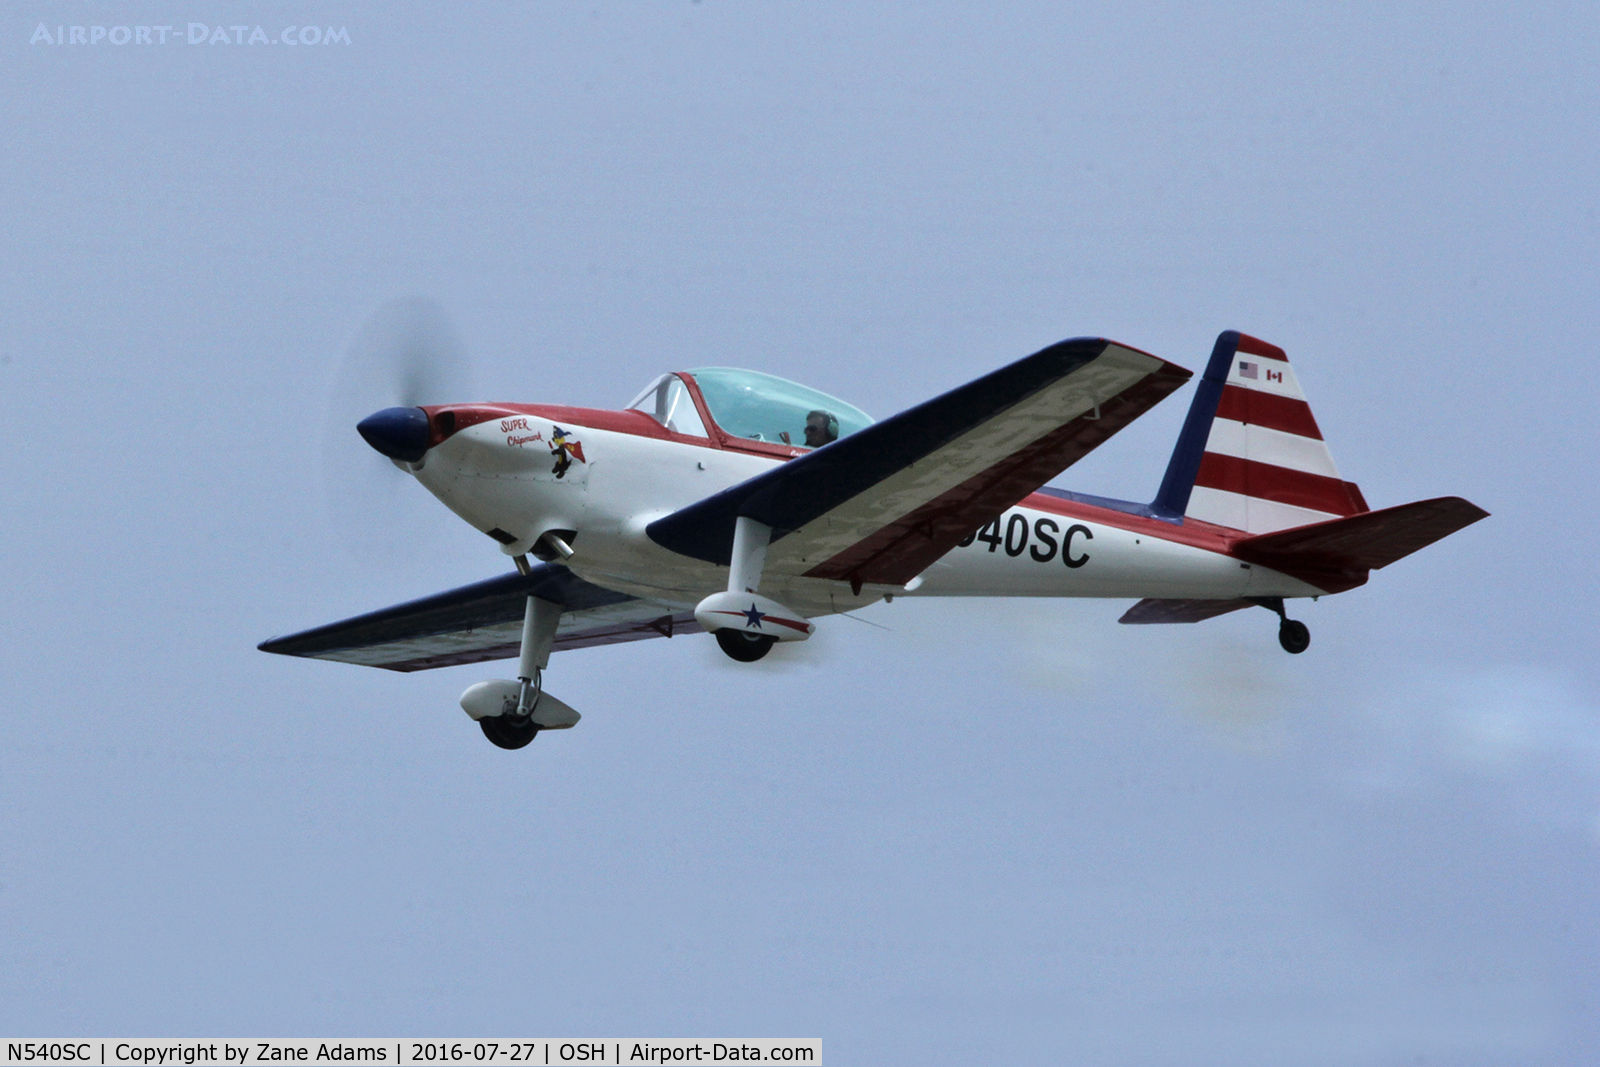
1153, 331, 1367, 533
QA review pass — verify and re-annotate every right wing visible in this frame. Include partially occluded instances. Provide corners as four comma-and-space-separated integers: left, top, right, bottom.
650, 338, 1191, 588
258, 563, 699, 672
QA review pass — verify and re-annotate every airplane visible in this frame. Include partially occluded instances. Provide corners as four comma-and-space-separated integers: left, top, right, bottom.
260, 329, 1488, 749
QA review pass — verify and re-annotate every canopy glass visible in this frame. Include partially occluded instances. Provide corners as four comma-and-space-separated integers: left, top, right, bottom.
684, 367, 873, 448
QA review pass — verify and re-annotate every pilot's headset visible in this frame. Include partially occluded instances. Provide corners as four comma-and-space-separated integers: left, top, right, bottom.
809, 409, 840, 442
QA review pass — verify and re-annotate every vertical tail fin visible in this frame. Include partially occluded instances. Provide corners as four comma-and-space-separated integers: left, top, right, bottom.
1152, 331, 1367, 534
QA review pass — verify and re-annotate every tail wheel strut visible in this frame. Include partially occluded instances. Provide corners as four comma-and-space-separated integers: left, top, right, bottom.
1249, 596, 1311, 655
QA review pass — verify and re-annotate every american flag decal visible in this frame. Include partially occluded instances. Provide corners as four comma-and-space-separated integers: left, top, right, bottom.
1238, 361, 1258, 379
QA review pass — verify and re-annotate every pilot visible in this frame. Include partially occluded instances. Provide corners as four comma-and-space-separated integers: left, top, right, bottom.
804, 409, 839, 448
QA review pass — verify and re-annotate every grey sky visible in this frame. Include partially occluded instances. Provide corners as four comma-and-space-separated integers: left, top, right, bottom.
3, 3, 1597, 1063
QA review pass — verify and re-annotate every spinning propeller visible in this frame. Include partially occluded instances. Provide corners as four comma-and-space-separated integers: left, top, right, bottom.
321, 297, 474, 550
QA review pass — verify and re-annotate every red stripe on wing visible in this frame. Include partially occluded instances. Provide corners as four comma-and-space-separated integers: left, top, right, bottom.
1194, 453, 1364, 516
1214, 385, 1324, 439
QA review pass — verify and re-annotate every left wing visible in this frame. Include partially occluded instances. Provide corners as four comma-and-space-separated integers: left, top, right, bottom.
649, 338, 1191, 588
258, 563, 698, 672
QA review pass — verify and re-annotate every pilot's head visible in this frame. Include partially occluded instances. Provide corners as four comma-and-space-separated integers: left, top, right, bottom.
804, 409, 839, 448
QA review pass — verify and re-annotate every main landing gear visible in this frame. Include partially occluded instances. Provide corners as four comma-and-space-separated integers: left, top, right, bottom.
467, 595, 556, 749
716, 629, 777, 662
459, 574, 582, 749
496, 595, 556, 747
1251, 597, 1311, 655
481, 698, 541, 749
696, 516, 815, 664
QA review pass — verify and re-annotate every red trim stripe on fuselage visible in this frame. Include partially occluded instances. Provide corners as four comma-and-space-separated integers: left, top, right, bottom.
423, 398, 1343, 588
421, 401, 812, 460
1019, 491, 1242, 554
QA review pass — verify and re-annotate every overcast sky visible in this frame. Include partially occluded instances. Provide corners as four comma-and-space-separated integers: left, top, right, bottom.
4, 3, 1598, 1063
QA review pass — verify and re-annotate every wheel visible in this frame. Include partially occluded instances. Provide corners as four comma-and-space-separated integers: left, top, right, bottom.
715, 628, 777, 662
480, 714, 540, 749
1278, 618, 1311, 655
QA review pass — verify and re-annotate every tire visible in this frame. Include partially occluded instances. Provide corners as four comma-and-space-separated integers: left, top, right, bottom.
715, 628, 777, 662
1278, 619, 1311, 655
480, 714, 540, 749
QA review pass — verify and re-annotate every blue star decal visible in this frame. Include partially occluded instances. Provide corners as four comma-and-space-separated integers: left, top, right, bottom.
741, 602, 766, 629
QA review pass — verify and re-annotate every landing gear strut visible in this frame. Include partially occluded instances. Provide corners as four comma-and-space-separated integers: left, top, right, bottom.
697, 516, 813, 662
473, 587, 562, 749
1250, 597, 1311, 655
459, 571, 581, 747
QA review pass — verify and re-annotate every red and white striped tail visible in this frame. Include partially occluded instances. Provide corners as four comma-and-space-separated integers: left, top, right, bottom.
1185, 334, 1368, 534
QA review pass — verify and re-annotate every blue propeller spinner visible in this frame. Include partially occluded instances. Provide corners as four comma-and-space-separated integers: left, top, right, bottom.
357, 406, 430, 462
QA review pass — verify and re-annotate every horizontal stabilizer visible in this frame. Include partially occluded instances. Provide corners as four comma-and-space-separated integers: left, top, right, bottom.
1232, 495, 1489, 593
649, 338, 1190, 588
258, 563, 698, 672
1119, 598, 1257, 624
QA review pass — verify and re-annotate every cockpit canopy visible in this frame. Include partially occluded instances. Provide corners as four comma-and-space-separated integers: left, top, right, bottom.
626, 373, 709, 437
628, 368, 873, 449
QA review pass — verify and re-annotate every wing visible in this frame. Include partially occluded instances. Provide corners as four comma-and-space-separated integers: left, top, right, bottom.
649, 338, 1191, 587
257, 563, 700, 672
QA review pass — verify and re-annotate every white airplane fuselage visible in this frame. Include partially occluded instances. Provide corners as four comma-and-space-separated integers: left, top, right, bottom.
264, 331, 1486, 749
406, 406, 1323, 620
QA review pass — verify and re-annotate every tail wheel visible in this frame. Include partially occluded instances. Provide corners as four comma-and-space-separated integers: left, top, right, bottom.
716, 629, 777, 662
480, 714, 540, 749
1278, 619, 1311, 655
